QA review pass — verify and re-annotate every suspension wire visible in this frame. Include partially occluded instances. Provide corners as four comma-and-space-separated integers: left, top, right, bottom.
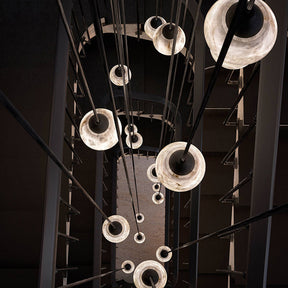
170, 202, 288, 253
0, 90, 113, 225
169, 0, 175, 28
155, 0, 159, 18
56, 0, 100, 123
181, 0, 248, 162
163, 0, 189, 144
91, 0, 140, 233
247, 0, 255, 11
78, 0, 91, 43
158, 0, 182, 151
57, 268, 123, 288
119, 0, 142, 213
110, 0, 122, 65
169, 0, 203, 143
136, 0, 140, 40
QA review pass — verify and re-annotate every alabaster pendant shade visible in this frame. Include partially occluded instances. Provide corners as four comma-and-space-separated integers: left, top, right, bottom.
134, 232, 145, 244
147, 163, 158, 183
102, 215, 130, 243
152, 192, 164, 205
79, 109, 122, 151
136, 212, 145, 223
124, 123, 138, 135
109, 64, 132, 86
153, 23, 186, 55
204, 0, 277, 69
133, 260, 167, 288
125, 132, 143, 149
121, 260, 135, 274
144, 16, 166, 39
156, 141, 206, 192
156, 246, 172, 263
152, 183, 161, 192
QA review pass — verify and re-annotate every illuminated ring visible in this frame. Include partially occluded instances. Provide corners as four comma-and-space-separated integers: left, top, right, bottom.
156, 246, 172, 263
79, 109, 122, 151
102, 215, 130, 243
152, 192, 164, 205
124, 123, 138, 135
134, 232, 145, 244
153, 23, 186, 56
204, 0, 277, 69
136, 213, 145, 224
156, 141, 206, 192
147, 163, 158, 183
152, 183, 161, 192
109, 64, 132, 86
125, 132, 143, 149
144, 16, 166, 39
121, 260, 135, 274
133, 260, 167, 288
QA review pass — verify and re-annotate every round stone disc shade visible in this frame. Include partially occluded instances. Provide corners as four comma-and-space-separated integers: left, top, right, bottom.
134, 232, 146, 244
156, 141, 206, 192
204, 0, 277, 69
79, 109, 122, 151
153, 23, 186, 56
121, 260, 135, 274
133, 260, 167, 288
147, 163, 159, 183
144, 16, 166, 39
125, 132, 143, 149
109, 64, 132, 86
102, 215, 130, 243
156, 246, 172, 263
152, 192, 164, 205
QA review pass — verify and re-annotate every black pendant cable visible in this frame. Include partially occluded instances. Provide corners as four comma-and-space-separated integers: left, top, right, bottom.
119, 0, 142, 216
57, 0, 100, 125
169, 0, 203, 143
90, 0, 141, 234
180, 0, 248, 163
111, 0, 142, 217
162, 0, 189, 144
158, 0, 181, 152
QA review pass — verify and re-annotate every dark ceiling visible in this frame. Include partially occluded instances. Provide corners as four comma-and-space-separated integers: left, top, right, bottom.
0, 0, 288, 288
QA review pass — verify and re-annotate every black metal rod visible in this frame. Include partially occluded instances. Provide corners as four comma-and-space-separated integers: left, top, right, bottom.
223, 62, 260, 126
57, 268, 123, 288
221, 117, 256, 165
67, 80, 83, 117
0, 90, 113, 224
181, 0, 248, 161
56, 0, 100, 123
77, 0, 91, 43
247, 0, 255, 11
155, 0, 159, 18
219, 170, 253, 202
71, 9, 86, 56
58, 232, 79, 242
65, 107, 81, 138
150, 277, 156, 288
136, 0, 140, 40
64, 134, 83, 164
172, 202, 288, 252
169, 0, 175, 27
60, 196, 80, 215
56, 266, 78, 272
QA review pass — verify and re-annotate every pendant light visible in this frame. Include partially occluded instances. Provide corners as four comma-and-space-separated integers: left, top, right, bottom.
136, 212, 145, 223
134, 232, 146, 244
152, 192, 164, 205
109, 64, 132, 86
152, 183, 161, 192
144, 16, 166, 39
147, 163, 158, 183
133, 260, 167, 288
125, 132, 143, 149
156, 141, 206, 192
156, 246, 172, 263
79, 109, 122, 151
102, 215, 130, 243
153, 23, 186, 55
124, 123, 138, 135
121, 260, 135, 274
204, 0, 277, 69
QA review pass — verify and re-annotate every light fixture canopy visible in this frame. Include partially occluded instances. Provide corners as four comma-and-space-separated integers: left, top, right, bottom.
153, 23, 186, 56
136, 212, 145, 223
134, 232, 146, 244
152, 192, 164, 205
79, 109, 122, 151
156, 246, 172, 263
204, 0, 277, 69
133, 260, 167, 288
109, 64, 132, 86
125, 132, 143, 149
121, 260, 135, 274
102, 215, 130, 243
156, 141, 206, 192
124, 123, 138, 135
144, 16, 166, 39
147, 163, 158, 183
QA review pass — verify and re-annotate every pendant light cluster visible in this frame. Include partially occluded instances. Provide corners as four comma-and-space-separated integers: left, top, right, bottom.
204, 0, 277, 69
124, 124, 143, 149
